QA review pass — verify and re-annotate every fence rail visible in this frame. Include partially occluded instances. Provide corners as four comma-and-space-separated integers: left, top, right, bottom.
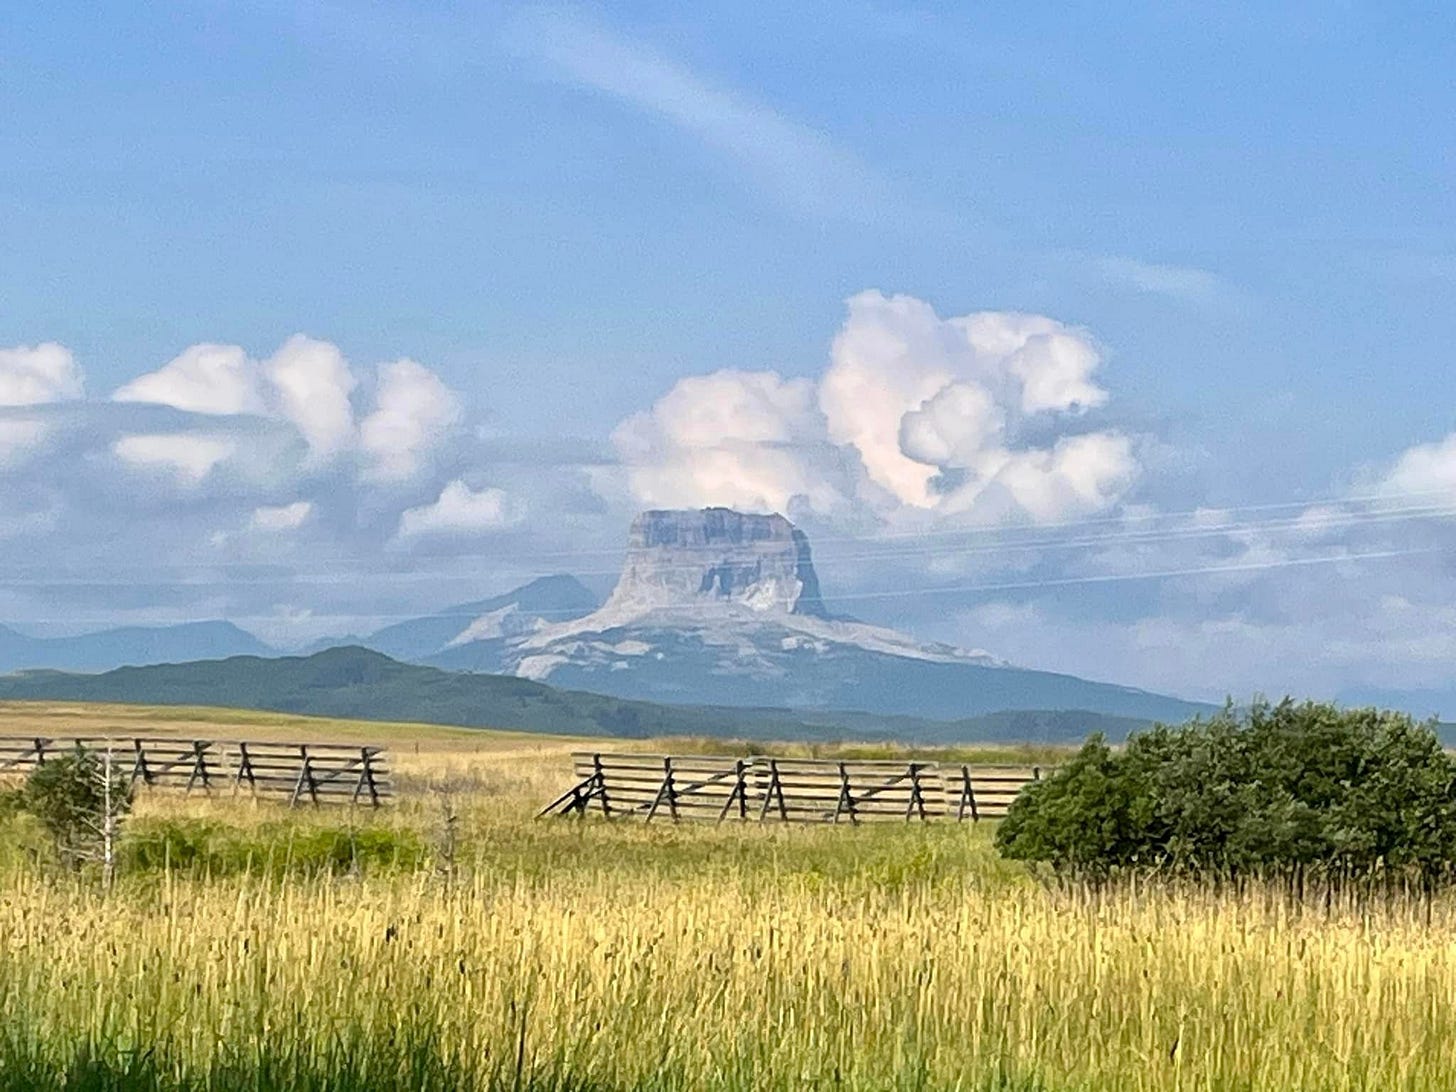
0, 737, 392, 807
539, 752, 1044, 824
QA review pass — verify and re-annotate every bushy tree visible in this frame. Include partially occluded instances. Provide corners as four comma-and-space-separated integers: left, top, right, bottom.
19, 745, 133, 872
996, 701, 1456, 884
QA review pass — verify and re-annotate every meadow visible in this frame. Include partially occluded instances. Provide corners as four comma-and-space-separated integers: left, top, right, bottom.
2, 702, 1455, 1090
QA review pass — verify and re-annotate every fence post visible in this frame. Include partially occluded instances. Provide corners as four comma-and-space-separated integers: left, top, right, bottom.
716, 758, 750, 825
362, 747, 382, 808
185, 740, 212, 794
289, 745, 319, 808
905, 763, 929, 822
646, 756, 678, 823
131, 738, 150, 787
833, 761, 858, 824
593, 752, 612, 818
957, 765, 980, 823
234, 741, 257, 797
757, 759, 788, 823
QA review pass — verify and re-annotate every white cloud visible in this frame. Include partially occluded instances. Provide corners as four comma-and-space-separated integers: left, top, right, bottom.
261, 335, 358, 461
0, 343, 84, 406
112, 335, 462, 478
939, 432, 1138, 523
359, 359, 463, 482
1379, 433, 1456, 499
113, 343, 265, 416
397, 480, 515, 538
823, 292, 1121, 513
250, 500, 313, 532
614, 291, 1138, 525
1095, 256, 1239, 309
112, 433, 237, 484
611, 369, 848, 514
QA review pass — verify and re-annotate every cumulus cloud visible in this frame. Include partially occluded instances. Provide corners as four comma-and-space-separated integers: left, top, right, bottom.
262, 335, 358, 461
613, 291, 1138, 525
1378, 433, 1456, 498
113, 343, 265, 416
0, 343, 84, 406
112, 433, 237, 484
611, 370, 849, 514
397, 480, 515, 538
112, 335, 461, 478
250, 500, 313, 532
359, 359, 463, 482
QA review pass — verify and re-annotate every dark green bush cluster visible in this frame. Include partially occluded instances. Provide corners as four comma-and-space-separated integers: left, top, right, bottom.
996, 700, 1456, 883
16, 746, 133, 868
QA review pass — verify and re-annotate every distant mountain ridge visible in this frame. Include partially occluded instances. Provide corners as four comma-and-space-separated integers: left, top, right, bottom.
354, 575, 598, 665
0, 645, 1164, 744
0, 509, 1211, 724
0, 620, 271, 674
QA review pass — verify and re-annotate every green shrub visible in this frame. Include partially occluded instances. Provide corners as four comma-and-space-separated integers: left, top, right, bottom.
17, 746, 133, 869
996, 700, 1456, 883
122, 817, 427, 877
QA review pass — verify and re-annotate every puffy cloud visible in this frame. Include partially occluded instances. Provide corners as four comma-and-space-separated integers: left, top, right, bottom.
822, 292, 1120, 514
397, 480, 515, 538
262, 335, 358, 462
613, 291, 1137, 525
113, 344, 265, 416
611, 370, 848, 514
1378, 433, 1456, 498
359, 359, 463, 482
112, 335, 461, 478
112, 433, 237, 484
938, 432, 1138, 523
250, 500, 313, 532
0, 343, 84, 406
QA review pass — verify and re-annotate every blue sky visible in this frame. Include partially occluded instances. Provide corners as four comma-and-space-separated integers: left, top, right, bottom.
2, 2, 1456, 703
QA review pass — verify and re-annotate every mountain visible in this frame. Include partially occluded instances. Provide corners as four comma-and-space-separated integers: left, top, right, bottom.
0, 645, 1161, 744
0, 576, 598, 676
360, 574, 598, 666
0, 621, 272, 674
445, 507, 1207, 724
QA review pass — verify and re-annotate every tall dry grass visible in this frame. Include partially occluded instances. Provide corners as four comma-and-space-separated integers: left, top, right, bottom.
2, 709, 1456, 1089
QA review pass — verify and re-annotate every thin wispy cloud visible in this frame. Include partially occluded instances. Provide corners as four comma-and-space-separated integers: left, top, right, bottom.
1094, 255, 1245, 311
509, 8, 883, 219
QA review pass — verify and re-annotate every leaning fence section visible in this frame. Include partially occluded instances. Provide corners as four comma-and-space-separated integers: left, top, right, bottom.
0, 736, 392, 807
539, 752, 1043, 824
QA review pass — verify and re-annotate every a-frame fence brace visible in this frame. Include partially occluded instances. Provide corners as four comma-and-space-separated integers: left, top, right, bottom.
0, 737, 392, 807
539, 752, 1043, 824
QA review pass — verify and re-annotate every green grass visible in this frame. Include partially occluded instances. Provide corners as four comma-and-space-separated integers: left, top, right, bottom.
5, 702, 1456, 1090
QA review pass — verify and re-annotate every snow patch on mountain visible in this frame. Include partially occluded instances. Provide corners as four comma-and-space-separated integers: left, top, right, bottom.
505, 508, 1001, 680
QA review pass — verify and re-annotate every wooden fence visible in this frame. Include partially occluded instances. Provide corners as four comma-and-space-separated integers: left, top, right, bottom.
538, 752, 1044, 824
0, 737, 392, 807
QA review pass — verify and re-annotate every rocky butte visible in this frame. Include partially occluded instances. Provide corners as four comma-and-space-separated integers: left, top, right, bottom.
469, 507, 1202, 723
603, 508, 830, 618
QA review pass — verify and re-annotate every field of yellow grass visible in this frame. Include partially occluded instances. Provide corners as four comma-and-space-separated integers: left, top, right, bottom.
2, 701, 1454, 1090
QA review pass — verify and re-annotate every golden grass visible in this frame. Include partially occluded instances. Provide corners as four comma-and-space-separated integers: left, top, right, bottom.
3, 702, 1455, 1090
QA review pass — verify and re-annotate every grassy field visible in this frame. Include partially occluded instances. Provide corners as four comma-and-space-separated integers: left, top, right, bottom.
2, 702, 1456, 1090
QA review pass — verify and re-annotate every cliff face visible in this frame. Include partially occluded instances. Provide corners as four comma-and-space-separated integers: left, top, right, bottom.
605, 508, 829, 618
427, 507, 1203, 724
